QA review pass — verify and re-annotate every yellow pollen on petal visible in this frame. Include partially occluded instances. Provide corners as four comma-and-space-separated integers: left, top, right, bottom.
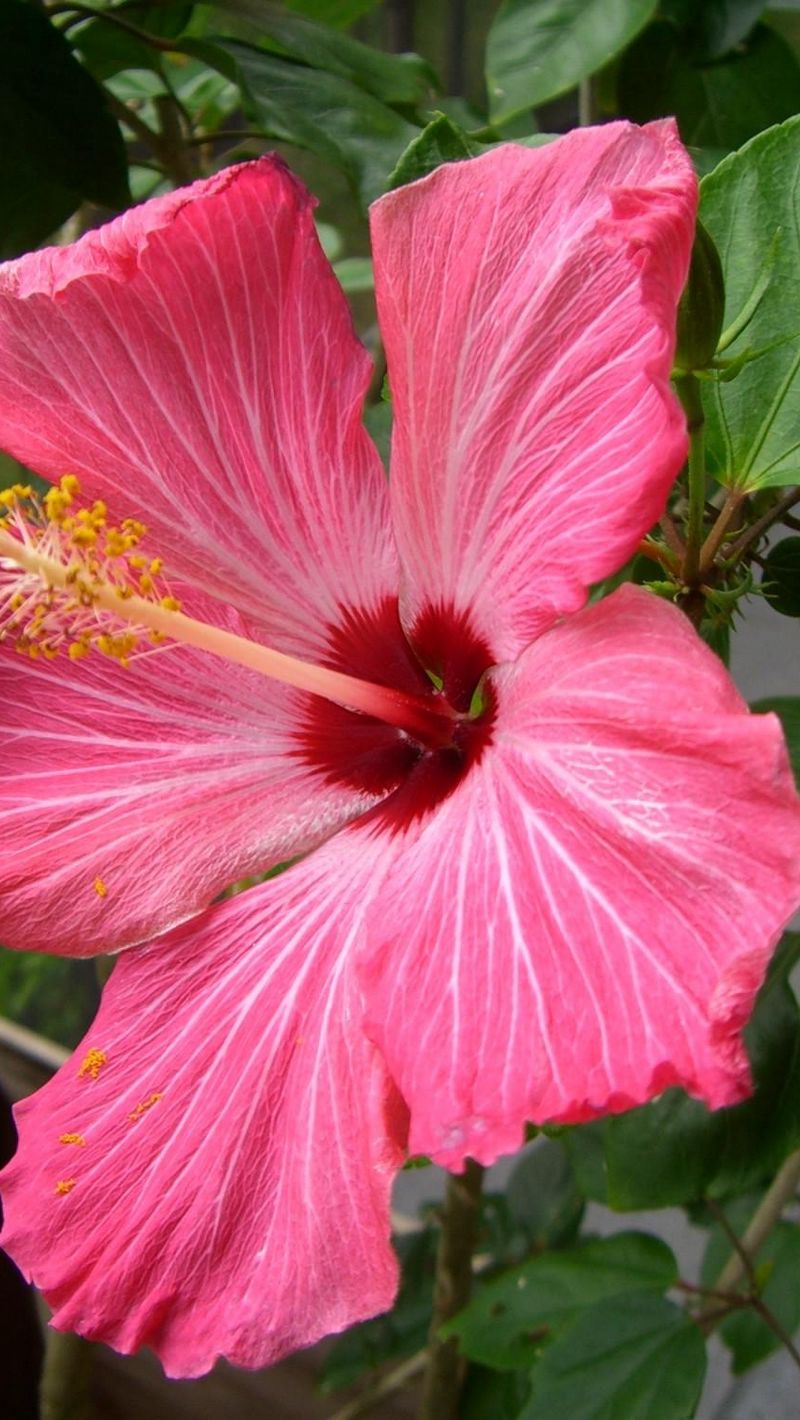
0, 477, 182, 665
78, 1047, 107, 1080
59, 1133, 86, 1147
55, 1178, 76, 1195
93, 877, 108, 898
129, 1092, 163, 1122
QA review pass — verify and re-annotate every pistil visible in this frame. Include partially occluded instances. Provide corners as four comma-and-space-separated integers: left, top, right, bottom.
0, 484, 457, 747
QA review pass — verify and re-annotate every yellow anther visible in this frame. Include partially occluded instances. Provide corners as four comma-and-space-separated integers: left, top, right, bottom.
60, 475, 81, 498
78, 1048, 107, 1080
138, 573, 154, 595
59, 1133, 86, 1147
93, 877, 108, 898
55, 1178, 76, 1195
160, 595, 181, 612
68, 641, 89, 660
149, 558, 162, 575
129, 1093, 163, 1122
70, 526, 97, 548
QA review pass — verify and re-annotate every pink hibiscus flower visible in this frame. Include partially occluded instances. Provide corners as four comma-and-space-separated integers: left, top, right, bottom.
0, 120, 798, 1379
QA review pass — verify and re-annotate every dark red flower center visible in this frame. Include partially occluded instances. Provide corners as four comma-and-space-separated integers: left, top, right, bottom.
297, 597, 496, 827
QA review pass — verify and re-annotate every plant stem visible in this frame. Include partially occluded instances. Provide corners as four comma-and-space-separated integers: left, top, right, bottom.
724, 486, 800, 566
704, 1149, 800, 1310
675, 373, 706, 584
418, 1160, 484, 1420
697, 490, 745, 577
40, 1330, 93, 1420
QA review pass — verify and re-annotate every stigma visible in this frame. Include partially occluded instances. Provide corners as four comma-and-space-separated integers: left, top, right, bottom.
0, 476, 179, 666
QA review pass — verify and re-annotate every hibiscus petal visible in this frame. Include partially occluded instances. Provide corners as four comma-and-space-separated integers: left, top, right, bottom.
0, 159, 394, 659
360, 587, 800, 1168
371, 121, 696, 660
0, 835, 406, 1377
0, 587, 385, 957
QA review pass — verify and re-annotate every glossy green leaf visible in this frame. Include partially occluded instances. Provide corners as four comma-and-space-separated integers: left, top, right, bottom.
209, 0, 436, 103
701, 118, 800, 491
702, 1206, 800, 1373
486, 0, 657, 125
751, 698, 800, 783
565, 947, 800, 1209
182, 37, 418, 205
519, 1293, 706, 1420
386, 112, 476, 190
618, 23, 800, 151
761, 537, 800, 616
443, 1233, 677, 1371
0, 0, 128, 256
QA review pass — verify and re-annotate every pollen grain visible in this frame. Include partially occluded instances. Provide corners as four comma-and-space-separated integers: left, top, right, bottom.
129, 1092, 163, 1122
78, 1048, 107, 1080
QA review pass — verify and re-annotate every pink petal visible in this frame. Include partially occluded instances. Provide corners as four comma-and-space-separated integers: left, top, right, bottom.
0, 159, 394, 659
0, 587, 384, 957
0, 836, 406, 1377
371, 122, 696, 660
360, 586, 800, 1168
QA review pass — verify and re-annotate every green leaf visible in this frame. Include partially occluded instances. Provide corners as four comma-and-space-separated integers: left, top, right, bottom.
73, 17, 158, 80
505, 1140, 585, 1251
443, 1233, 677, 1371
208, 0, 436, 103
182, 36, 418, 205
751, 698, 800, 783
462, 1366, 532, 1419
567, 958, 800, 1210
486, 0, 657, 125
519, 1293, 706, 1420
691, 0, 766, 60
618, 22, 800, 152
283, 0, 381, 23
701, 1206, 800, 1373
386, 112, 476, 190
0, 0, 129, 256
701, 117, 800, 491
761, 536, 800, 616
333, 256, 374, 292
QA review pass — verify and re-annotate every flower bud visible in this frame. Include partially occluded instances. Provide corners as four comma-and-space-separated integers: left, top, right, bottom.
675, 219, 725, 372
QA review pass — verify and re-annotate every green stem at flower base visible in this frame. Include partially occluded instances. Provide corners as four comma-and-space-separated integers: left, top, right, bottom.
418, 1160, 484, 1420
676, 373, 707, 585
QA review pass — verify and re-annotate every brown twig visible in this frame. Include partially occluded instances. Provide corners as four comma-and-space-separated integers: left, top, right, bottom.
724, 487, 800, 565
